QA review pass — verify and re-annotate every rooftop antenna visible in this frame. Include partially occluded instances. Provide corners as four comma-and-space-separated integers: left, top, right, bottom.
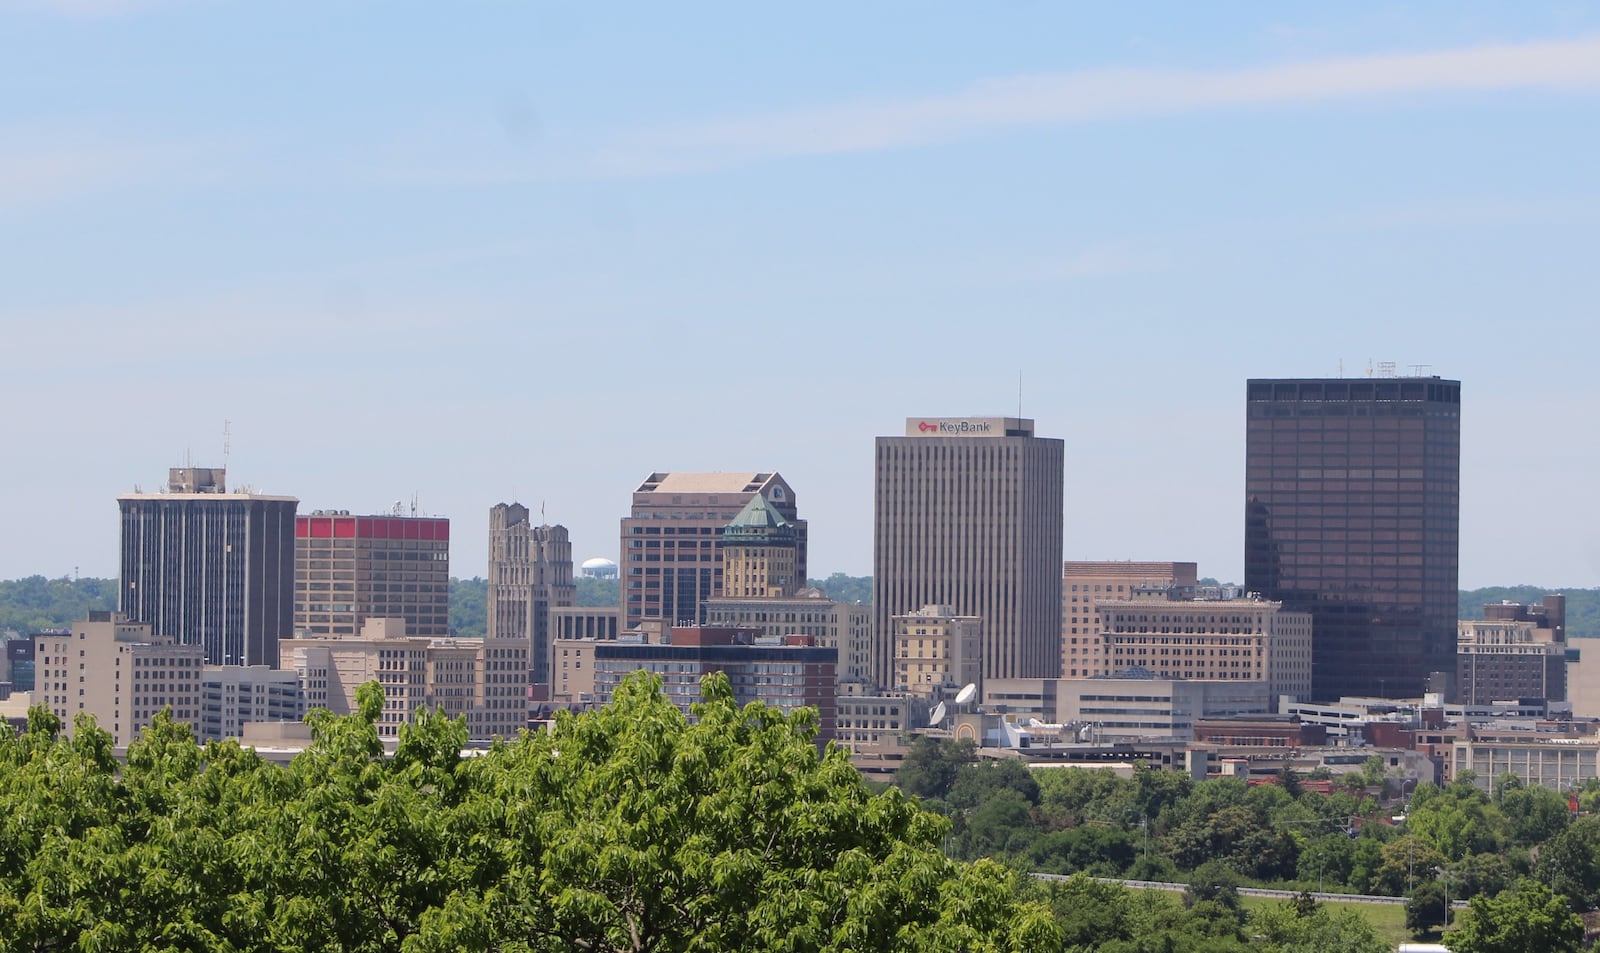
1018, 370, 1023, 418
222, 419, 231, 472
410, 493, 419, 517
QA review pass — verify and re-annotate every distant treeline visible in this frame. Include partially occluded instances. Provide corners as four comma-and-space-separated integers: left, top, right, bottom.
2, 575, 1596, 640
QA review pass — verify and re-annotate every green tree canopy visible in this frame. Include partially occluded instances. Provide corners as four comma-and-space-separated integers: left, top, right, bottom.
0, 672, 1060, 952
1447, 878, 1583, 953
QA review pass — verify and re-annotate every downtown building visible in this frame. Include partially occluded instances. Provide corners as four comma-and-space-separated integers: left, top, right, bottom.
1457, 595, 1567, 704
35, 612, 204, 747
283, 617, 528, 740
1062, 561, 1199, 678
620, 472, 805, 631
872, 417, 1064, 690
585, 625, 837, 741
487, 502, 576, 691
1245, 376, 1461, 701
294, 511, 451, 638
119, 467, 297, 667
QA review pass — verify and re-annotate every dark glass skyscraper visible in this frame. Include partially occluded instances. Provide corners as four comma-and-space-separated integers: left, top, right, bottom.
1244, 378, 1460, 701
119, 467, 298, 668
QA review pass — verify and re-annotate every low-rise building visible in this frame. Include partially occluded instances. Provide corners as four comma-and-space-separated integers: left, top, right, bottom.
35, 612, 205, 746
984, 674, 1273, 741
891, 604, 980, 697
703, 590, 871, 686
198, 665, 302, 742
1457, 596, 1567, 704
1100, 595, 1312, 701
283, 617, 529, 740
1062, 561, 1198, 677
1453, 737, 1600, 793
588, 625, 837, 740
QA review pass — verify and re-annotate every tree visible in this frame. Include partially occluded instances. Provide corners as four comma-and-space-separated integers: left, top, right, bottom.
1448, 878, 1583, 953
411, 671, 1061, 951
0, 674, 1062, 952
1536, 814, 1600, 910
1405, 879, 1450, 936
892, 736, 975, 802
1250, 902, 1388, 953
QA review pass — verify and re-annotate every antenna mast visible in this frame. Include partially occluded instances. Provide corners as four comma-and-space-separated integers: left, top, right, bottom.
222, 419, 232, 471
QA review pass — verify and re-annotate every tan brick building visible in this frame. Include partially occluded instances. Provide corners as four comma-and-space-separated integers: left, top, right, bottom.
620, 473, 805, 630
1062, 561, 1198, 677
283, 618, 528, 740
891, 604, 980, 697
1100, 596, 1313, 701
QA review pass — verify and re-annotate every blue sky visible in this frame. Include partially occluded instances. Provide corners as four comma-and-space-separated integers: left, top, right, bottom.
4, 2, 1599, 590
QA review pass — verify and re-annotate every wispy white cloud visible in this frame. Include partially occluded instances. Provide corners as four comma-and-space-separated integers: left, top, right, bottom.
0, 124, 238, 212
581, 34, 1600, 177
0, 0, 184, 18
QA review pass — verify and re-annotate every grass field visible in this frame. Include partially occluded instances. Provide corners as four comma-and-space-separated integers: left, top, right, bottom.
1240, 894, 1419, 948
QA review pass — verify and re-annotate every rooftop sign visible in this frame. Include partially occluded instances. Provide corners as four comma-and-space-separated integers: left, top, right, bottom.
903, 417, 1032, 438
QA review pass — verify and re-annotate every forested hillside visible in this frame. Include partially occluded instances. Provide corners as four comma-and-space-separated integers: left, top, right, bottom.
0, 576, 116, 634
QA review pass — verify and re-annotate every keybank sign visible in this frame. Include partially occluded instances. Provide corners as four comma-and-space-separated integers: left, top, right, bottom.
904, 417, 1011, 438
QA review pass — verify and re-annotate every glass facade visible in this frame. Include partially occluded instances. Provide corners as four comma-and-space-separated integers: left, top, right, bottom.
1244, 377, 1460, 701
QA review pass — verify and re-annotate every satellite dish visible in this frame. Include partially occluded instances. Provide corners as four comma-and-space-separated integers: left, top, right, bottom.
955, 683, 977, 706
928, 701, 947, 728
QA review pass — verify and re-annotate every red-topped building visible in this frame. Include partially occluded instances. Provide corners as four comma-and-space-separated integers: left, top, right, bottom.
294, 512, 451, 638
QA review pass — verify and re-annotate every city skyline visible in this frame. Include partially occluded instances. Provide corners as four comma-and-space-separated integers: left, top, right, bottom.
5, 5, 1599, 591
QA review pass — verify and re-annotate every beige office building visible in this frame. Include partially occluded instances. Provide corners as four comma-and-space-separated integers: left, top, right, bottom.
487, 503, 576, 689
1100, 596, 1313, 701
718, 494, 801, 598
1062, 561, 1198, 677
620, 472, 805, 631
283, 618, 528, 740
891, 604, 981, 698
873, 417, 1063, 689
35, 612, 205, 747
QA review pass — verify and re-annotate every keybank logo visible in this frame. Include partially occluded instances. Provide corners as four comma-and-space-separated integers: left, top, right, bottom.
917, 420, 992, 435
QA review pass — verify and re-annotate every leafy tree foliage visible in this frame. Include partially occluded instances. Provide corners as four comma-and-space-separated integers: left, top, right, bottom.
447, 576, 487, 638
1448, 878, 1584, 953
1537, 815, 1600, 911
576, 574, 620, 607
807, 573, 871, 605
1405, 879, 1451, 936
0, 575, 117, 634
893, 736, 975, 802
0, 673, 1060, 952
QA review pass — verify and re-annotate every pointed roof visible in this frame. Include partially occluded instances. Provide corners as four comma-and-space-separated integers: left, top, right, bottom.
722, 493, 797, 545
726, 493, 791, 531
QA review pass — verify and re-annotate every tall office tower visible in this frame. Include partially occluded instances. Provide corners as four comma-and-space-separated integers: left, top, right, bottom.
718, 494, 801, 598
620, 473, 805, 631
119, 467, 297, 667
1062, 561, 1199, 677
487, 503, 576, 688
872, 417, 1065, 689
294, 512, 450, 638
1245, 376, 1461, 701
